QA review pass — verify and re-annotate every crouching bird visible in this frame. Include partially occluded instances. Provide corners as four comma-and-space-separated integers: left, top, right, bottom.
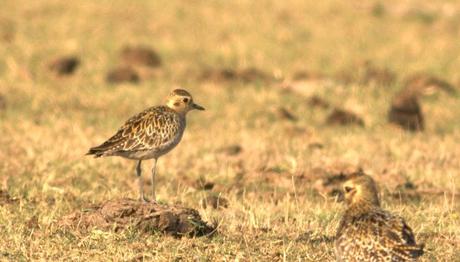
335, 173, 424, 261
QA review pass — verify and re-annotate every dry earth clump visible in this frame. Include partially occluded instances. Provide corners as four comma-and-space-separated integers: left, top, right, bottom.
388, 91, 424, 131
216, 144, 243, 156
194, 177, 215, 191
0, 190, 18, 205
284, 126, 310, 137
199, 67, 237, 82
0, 94, 6, 111
199, 67, 273, 83
121, 46, 162, 68
291, 70, 326, 81
57, 198, 214, 237
307, 95, 330, 109
358, 61, 396, 86
280, 78, 334, 97
236, 67, 273, 82
404, 73, 457, 96
48, 55, 80, 76
201, 194, 229, 209
0, 18, 15, 42
275, 106, 298, 122
106, 66, 140, 84
326, 108, 364, 127
336, 61, 396, 86
105, 45, 162, 84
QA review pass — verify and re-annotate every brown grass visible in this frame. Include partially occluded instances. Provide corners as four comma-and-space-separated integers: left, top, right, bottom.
0, 0, 459, 260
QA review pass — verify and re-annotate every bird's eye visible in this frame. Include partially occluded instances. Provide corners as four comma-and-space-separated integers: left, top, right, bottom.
183, 98, 189, 103
344, 186, 353, 193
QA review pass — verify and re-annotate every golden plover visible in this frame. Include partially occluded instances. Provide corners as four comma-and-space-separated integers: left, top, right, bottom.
87, 89, 204, 202
335, 173, 424, 261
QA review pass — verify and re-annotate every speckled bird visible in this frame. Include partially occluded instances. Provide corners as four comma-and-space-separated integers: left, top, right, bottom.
335, 173, 424, 261
87, 89, 205, 202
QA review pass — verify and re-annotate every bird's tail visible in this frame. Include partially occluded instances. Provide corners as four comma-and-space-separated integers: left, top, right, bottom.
393, 243, 424, 260
85, 146, 106, 157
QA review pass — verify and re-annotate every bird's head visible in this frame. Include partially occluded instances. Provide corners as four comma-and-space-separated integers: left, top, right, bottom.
343, 173, 380, 207
166, 88, 205, 114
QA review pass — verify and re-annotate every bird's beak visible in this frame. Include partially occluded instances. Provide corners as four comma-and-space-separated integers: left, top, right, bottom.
192, 103, 205, 110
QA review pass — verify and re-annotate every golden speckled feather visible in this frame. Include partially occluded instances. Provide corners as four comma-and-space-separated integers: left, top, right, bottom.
335, 174, 424, 262
335, 205, 423, 261
87, 106, 183, 158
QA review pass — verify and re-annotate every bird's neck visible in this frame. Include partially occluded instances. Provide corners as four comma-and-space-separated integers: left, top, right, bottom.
165, 104, 188, 117
349, 190, 380, 208
346, 199, 379, 216
177, 111, 188, 121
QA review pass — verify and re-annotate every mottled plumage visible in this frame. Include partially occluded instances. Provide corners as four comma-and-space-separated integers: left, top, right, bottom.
87, 106, 184, 160
335, 174, 424, 261
87, 89, 204, 202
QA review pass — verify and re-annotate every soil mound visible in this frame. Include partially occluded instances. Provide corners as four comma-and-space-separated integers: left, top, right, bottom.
57, 198, 214, 237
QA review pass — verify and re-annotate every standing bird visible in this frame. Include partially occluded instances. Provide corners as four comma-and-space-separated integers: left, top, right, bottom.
335, 173, 424, 261
87, 89, 205, 202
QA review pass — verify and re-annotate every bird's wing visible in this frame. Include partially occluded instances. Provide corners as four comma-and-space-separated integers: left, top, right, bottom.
335, 210, 423, 261
335, 214, 378, 261
379, 211, 424, 260
88, 106, 181, 155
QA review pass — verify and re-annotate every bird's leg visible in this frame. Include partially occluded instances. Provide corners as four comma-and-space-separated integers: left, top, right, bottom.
151, 158, 158, 203
136, 160, 148, 202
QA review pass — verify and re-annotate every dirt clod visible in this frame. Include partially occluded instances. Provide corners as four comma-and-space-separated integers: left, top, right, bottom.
201, 195, 229, 209
194, 177, 215, 191
57, 198, 214, 237
0, 94, 6, 111
217, 144, 243, 156
199, 67, 273, 83
48, 56, 80, 76
26, 215, 40, 230
292, 70, 325, 81
307, 95, 330, 109
0, 190, 18, 205
326, 108, 364, 127
106, 66, 140, 84
360, 62, 396, 86
404, 73, 457, 96
238, 67, 272, 82
308, 142, 324, 150
276, 107, 298, 122
388, 92, 424, 131
121, 46, 162, 68
336, 61, 396, 86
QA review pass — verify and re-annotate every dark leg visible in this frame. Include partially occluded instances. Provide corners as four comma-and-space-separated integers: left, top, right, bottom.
136, 160, 147, 202
151, 158, 158, 202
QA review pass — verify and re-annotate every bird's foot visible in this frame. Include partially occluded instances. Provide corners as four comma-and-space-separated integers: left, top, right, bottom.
150, 193, 157, 204
139, 196, 149, 203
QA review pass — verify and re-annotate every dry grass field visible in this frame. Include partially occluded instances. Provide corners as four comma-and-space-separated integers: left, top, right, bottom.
1, 0, 459, 261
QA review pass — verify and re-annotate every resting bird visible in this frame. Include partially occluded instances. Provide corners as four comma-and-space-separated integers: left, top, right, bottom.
87, 89, 205, 202
335, 173, 424, 261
